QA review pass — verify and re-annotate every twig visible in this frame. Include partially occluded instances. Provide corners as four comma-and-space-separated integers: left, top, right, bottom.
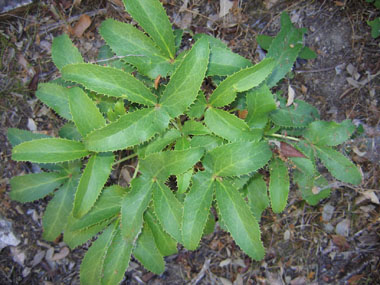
192, 259, 211, 285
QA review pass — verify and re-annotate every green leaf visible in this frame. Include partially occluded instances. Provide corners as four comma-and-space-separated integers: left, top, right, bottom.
133, 223, 165, 274
121, 176, 153, 242
190, 135, 224, 151
70, 185, 125, 231
266, 12, 306, 87
123, 0, 175, 59
174, 136, 191, 151
193, 34, 228, 49
182, 120, 211, 136
203, 141, 272, 177
10, 172, 68, 202
304, 120, 356, 146
246, 174, 269, 221
208, 58, 275, 107
152, 181, 183, 243
269, 158, 290, 213
52, 34, 84, 70
186, 91, 207, 119
85, 107, 170, 152
203, 212, 216, 235
270, 99, 320, 128
97, 44, 135, 72
246, 84, 276, 129
42, 176, 79, 241
80, 221, 118, 285
138, 129, 181, 158
64, 218, 112, 249
368, 17, 380, 38
160, 38, 210, 118
99, 19, 172, 79
73, 152, 114, 218
68, 87, 106, 136
59, 123, 82, 141
101, 229, 133, 285
36, 83, 72, 120
256, 34, 273, 50
144, 209, 177, 256
12, 138, 89, 163
140, 148, 204, 180
62, 64, 157, 107
290, 157, 315, 177
315, 145, 362, 185
7, 128, 50, 147
293, 171, 331, 206
299, 46, 317, 60
207, 46, 252, 76
215, 179, 265, 260
182, 171, 214, 250
176, 170, 192, 194
205, 108, 262, 142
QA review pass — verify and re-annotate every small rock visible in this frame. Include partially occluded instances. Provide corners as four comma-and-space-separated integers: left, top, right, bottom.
0, 216, 20, 250
336, 219, 350, 237
10, 246, 26, 266
284, 230, 291, 240
322, 204, 335, 222
27, 118, 37, 131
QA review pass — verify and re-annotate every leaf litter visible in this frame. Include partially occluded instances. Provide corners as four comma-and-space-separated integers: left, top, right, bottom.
0, 0, 379, 284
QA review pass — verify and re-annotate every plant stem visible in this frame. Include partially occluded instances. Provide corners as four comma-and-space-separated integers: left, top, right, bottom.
267, 133, 300, 142
132, 162, 140, 179
112, 153, 138, 166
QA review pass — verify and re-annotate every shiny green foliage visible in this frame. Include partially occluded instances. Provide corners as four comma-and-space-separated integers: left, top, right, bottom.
7, 3, 361, 284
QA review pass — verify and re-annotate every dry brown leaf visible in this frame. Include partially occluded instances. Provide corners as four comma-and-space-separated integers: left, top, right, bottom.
72, 14, 92, 37
332, 235, 350, 250
238, 109, 248, 119
280, 142, 306, 158
51, 247, 70, 261
347, 275, 364, 285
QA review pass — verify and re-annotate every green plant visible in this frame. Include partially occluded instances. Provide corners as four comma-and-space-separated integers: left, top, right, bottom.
8, 0, 362, 284
366, 0, 380, 38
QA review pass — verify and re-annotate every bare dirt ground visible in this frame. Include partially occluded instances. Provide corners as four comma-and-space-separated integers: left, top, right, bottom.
0, 0, 379, 284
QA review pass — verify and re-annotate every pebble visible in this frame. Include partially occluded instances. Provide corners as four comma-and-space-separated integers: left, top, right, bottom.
0, 215, 20, 250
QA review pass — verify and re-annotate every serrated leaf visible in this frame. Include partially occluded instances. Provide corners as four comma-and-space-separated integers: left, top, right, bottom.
121, 176, 153, 242
68, 87, 106, 136
64, 218, 112, 249
99, 19, 172, 79
215, 179, 265, 260
315, 145, 361, 185
190, 135, 224, 151
176, 170, 192, 194
269, 158, 290, 213
174, 136, 191, 151
36, 83, 72, 120
9, 172, 68, 202
73, 152, 114, 218
97, 44, 135, 72
293, 171, 330, 206
101, 229, 133, 285
133, 222, 165, 274
208, 58, 275, 107
160, 38, 210, 118
246, 84, 276, 129
62, 63, 157, 107
144, 209, 177, 256
193, 33, 228, 49
203, 211, 216, 235
138, 129, 181, 158
85, 107, 170, 152
304, 120, 356, 146
182, 120, 211, 136
7, 128, 50, 147
42, 175, 79, 241
246, 174, 269, 221
290, 157, 315, 177
70, 185, 125, 231
140, 148, 204, 180
299, 46, 317, 60
186, 91, 207, 119
207, 46, 252, 76
203, 141, 271, 177
12, 138, 89, 163
123, 0, 175, 59
59, 122, 82, 141
368, 17, 380, 38
182, 171, 214, 250
80, 221, 118, 285
205, 108, 262, 142
266, 12, 306, 87
52, 34, 84, 70
270, 99, 320, 128
256, 34, 273, 50
152, 181, 183, 243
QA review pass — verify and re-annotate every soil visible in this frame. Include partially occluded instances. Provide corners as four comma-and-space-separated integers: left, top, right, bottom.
1, 0, 379, 284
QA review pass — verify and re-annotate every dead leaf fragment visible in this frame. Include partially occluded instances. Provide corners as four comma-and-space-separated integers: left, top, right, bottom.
72, 14, 91, 37
238, 109, 248, 119
280, 142, 306, 158
332, 235, 350, 250
286, 85, 295, 106
219, 0, 234, 18
51, 247, 70, 261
